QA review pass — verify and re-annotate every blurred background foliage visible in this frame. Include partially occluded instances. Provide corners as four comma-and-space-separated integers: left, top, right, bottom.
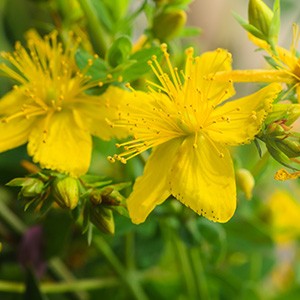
1, 0, 300, 299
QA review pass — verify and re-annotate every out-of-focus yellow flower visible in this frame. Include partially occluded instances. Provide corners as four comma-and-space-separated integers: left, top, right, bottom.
268, 190, 300, 243
0, 31, 129, 177
109, 44, 281, 224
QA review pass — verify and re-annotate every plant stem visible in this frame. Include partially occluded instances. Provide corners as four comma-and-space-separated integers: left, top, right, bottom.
251, 151, 270, 178
76, 0, 108, 56
93, 235, 148, 300
0, 277, 118, 294
190, 247, 210, 300
172, 236, 197, 299
0, 197, 26, 234
125, 232, 136, 270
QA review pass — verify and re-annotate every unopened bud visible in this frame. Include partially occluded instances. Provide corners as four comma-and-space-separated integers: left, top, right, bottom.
90, 206, 115, 234
53, 177, 79, 210
90, 187, 113, 205
152, 9, 187, 41
236, 168, 255, 200
266, 104, 300, 126
248, 0, 273, 37
277, 139, 300, 158
265, 122, 286, 137
7, 177, 44, 197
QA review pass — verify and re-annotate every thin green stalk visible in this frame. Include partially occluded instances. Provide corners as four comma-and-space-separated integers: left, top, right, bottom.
0, 198, 26, 234
48, 258, 88, 300
93, 235, 148, 300
172, 236, 197, 299
125, 231, 136, 270
190, 247, 210, 300
76, 0, 108, 56
251, 151, 270, 178
0, 277, 118, 294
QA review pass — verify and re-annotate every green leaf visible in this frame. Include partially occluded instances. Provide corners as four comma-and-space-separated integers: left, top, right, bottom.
122, 46, 162, 82
110, 204, 129, 218
270, 0, 281, 36
264, 55, 279, 69
6, 177, 26, 187
268, 0, 280, 49
91, 0, 114, 32
180, 26, 202, 37
107, 36, 132, 68
75, 49, 109, 81
233, 11, 265, 40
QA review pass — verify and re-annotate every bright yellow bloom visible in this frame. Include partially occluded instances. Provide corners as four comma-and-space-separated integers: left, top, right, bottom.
268, 190, 300, 243
0, 31, 128, 177
216, 25, 300, 100
109, 45, 282, 224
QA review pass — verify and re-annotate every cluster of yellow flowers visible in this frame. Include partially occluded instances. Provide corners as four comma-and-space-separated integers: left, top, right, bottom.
1, 0, 300, 226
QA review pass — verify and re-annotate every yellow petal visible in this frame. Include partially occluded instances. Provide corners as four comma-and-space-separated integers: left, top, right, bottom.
207, 83, 281, 145
192, 49, 235, 105
248, 33, 298, 74
0, 88, 25, 115
169, 135, 236, 222
248, 33, 270, 52
27, 111, 92, 177
214, 69, 293, 84
78, 86, 130, 140
0, 117, 34, 152
127, 137, 183, 224
277, 47, 298, 71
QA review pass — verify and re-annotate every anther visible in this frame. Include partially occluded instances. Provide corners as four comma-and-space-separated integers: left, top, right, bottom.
107, 156, 115, 163
160, 43, 167, 52
120, 157, 127, 164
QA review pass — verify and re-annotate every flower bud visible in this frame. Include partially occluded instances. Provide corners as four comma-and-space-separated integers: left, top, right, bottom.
152, 9, 187, 41
90, 206, 115, 234
21, 178, 44, 198
7, 177, 44, 197
265, 104, 300, 126
276, 139, 300, 158
52, 177, 79, 210
236, 168, 255, 200
248, 0, 273, 37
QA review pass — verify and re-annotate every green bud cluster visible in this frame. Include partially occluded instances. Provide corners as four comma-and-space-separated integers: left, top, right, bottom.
6, 171, 130, 237
258, 104, 300, 169
234, 0, 280, 50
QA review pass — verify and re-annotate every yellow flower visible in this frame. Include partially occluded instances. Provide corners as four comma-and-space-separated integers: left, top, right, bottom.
109, 44, 282, 224
215, 25, 300, 100
0, 31, 128, 177
268, 190, 300, 243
